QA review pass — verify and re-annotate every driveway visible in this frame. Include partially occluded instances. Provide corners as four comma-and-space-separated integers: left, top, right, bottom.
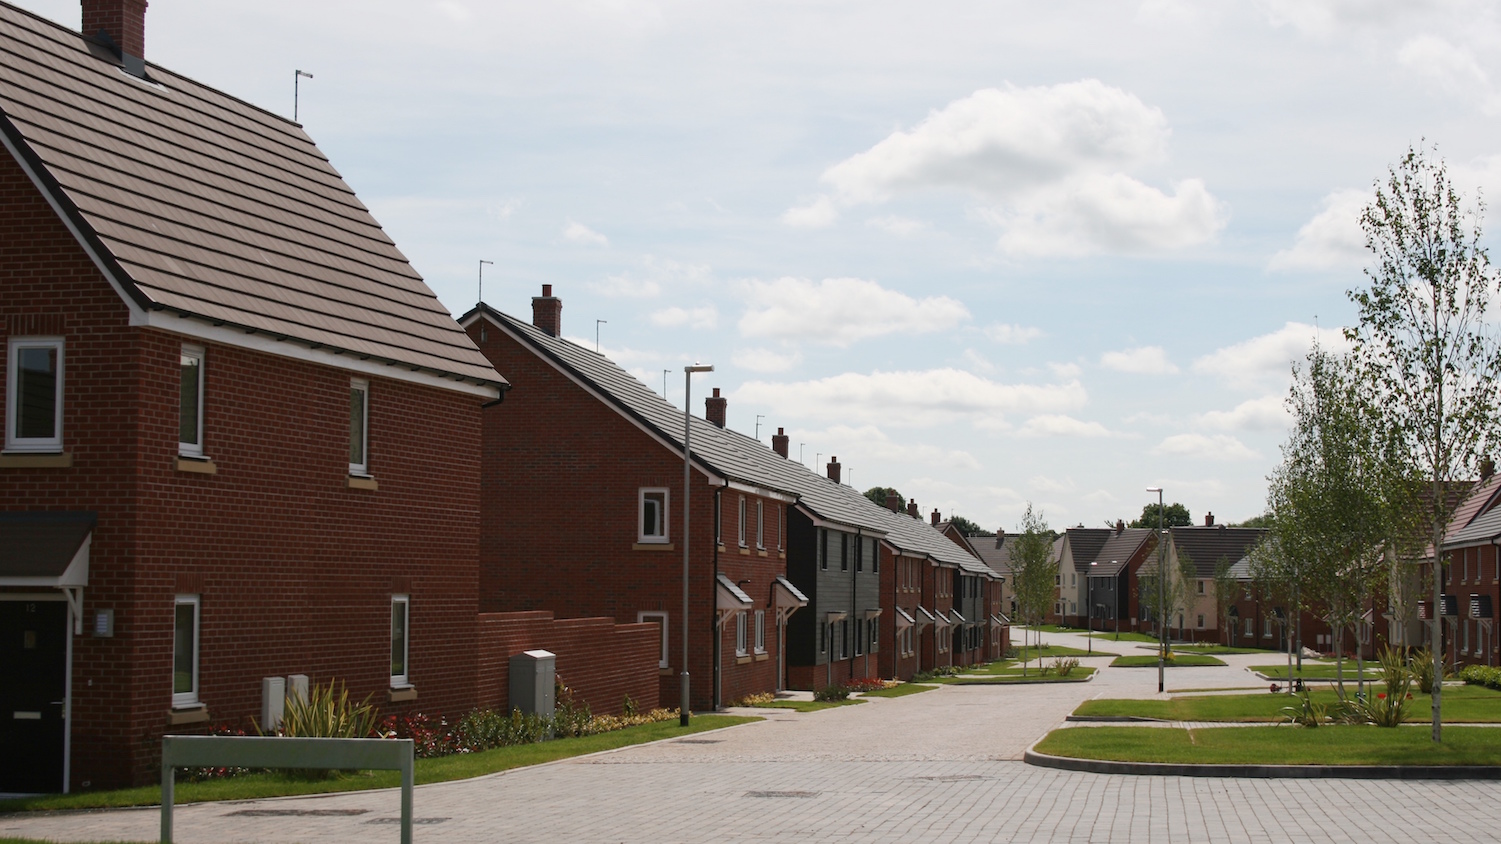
3, 630, 1497, 843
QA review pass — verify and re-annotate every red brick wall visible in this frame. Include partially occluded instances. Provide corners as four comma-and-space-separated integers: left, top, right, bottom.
469, 315, 787, 710
476, 611, 659, 716
0, 151, 485, 789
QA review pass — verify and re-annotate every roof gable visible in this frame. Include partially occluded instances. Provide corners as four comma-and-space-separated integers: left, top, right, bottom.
1169, 526, 1268, 577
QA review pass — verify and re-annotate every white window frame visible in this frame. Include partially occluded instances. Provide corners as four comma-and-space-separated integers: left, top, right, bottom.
172, 594, 200, 708
738, 496, 747, 547
756, 500, 765, 549
5, 336, 64, 453
349, 378, 370, 476
735, 611, 748, 657
391, 594, 411, 688
179, 344, 205, 457
638, 488, 669, 543
1197, 614, 1205, 630
638, 611, 669, 668
754, 609, 766, 654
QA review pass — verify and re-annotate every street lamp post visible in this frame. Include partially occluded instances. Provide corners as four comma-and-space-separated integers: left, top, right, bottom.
1146, 487, 1165, 694
681, 363, 714, 726
1088, 560, 1098, 655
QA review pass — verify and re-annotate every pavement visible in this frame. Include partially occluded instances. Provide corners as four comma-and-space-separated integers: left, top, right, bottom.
5, 629, 1500, 843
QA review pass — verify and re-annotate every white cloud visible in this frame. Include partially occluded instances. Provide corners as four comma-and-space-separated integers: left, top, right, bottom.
435, 2, 472, 24
733, 347, 802, 373
961, 349, 996, 374
590, 255, 711, 299
1049, 362, 1083, 379
1100, 345, 1179, 375
1082, 489, 1119, 505
794, 81, 1226, 256
736, 369, 1087, 429
1269, 189, 1371, 271
563, 220, 609, 246
737, 277, 969, 347
1191, 322, 1350, 389
867, 215, 930, 237
1016, 414, 1114, 438
1397, 35, 1501, 113
649, 305, 719, 330
1196, 395, 1289, 432
781, 196, 839, 228
985, 323, 1045, 344
799, 424, 980, 471
1257, 0, 1427, 35
1030, 475, 1076, 494
1151, 433, 1259, 461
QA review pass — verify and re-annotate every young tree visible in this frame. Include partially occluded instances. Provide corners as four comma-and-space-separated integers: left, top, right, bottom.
1008, 503, 1057, 676
1137, 549, 1191, 652
1346, 145, 1501, 740
1212, 557, 1239, 646
1248, 535, 1303, 690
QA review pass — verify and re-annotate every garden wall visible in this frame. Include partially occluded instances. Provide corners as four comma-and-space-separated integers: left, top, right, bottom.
476, 611, 660, 716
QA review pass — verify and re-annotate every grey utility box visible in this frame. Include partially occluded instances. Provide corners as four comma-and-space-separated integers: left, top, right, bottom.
509, 649, 556, 718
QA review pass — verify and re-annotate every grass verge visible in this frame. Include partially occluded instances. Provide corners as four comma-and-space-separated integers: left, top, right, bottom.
1074, 685, 1501, 723
948, 667, 1096, 684
0, 715, 758, 814
755, 699, 864, 712
1034, 724, 1501, 766
1012, 645, 1114, 660
860, 683, 939, 698
1175, 645, 1279, 655
1250, 663, 1381, 680
1112, 654, 1227, 667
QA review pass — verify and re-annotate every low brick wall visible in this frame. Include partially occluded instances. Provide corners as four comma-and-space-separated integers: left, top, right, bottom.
477, 611, 660, 716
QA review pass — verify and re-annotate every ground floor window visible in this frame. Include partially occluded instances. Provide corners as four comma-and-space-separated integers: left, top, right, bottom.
391, 595, 410, 687
638, 611, 669, 668
735, 611, 748, 656
173, 595, 200, 707
754, 610, 766, 654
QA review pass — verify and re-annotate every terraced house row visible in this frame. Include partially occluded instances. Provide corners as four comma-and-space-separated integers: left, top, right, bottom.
0, 0, 1007, 794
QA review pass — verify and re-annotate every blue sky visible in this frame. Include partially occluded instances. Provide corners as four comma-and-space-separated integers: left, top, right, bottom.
19, 0, 1501, 531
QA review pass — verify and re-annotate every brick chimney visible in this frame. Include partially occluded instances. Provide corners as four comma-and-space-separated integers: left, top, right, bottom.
930, 509, 941, 526
1116, 519, 1124, 535
885, 491, 901, 513
83, 0, 147, 61
1484, 457, 1496, 482
532, 284, 562, 337
1204, 511, 1214, 527
826, 456, 841, 484
906, 499, 918, 518
705, 388, 727, 428
772, 427, 789, 458
995, 533, 1004, 550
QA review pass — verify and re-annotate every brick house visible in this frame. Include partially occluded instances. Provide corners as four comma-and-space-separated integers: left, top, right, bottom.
1435, 473, 1501, 667
1082, 523, 1158, 636
1055, 527, 1111, 626
0, 0, 512, 792
1148, 518, 1268, 642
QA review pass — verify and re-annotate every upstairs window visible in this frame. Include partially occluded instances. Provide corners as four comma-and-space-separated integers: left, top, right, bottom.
5, 336, 63, 453
639, 488, 669, 543
738, 496, 747, 547
756, 500, 765, 549
840, 534, 848, 571
819, 529, 828, 570
179, 344, 204, 457
349, 378, 369, 475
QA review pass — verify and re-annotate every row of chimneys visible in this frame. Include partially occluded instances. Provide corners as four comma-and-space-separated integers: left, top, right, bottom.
528, 285, 944, 524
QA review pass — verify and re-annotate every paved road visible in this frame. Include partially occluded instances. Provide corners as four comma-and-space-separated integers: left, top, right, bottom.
5, 630, 1498, 843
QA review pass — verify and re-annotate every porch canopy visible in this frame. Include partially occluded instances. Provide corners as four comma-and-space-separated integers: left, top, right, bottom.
771, 576, 808, 624
0, 511, 95, 633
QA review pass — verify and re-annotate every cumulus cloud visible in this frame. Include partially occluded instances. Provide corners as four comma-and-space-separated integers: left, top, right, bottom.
1397, 35, 1501, 113
781, 196, 839, 228
732, 347, 802, 373
867, 215, 930, 236
961, 349, 997, 374
1269, 189, 1371, 271
1191, 322, 1350, 389
985, 323, 1045, 344
1016, 415, 1114, 438
649, 305, 718, 330
1257, 0, 1428, 35
800, 424, 980, 471
1049, 362, 1083, 379
737, 277, 969, 347
736, 368, 1087, 429
1100, 345, 1178, 375
1196, 395, 1289, 432
1151, 433, 1260, 461
1030, 475, 1076, 494
563, 220, 609, 246
788, 81, 1225, 255
590, 256, 711, 299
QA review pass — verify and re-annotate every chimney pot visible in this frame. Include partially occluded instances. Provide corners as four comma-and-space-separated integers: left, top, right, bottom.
531, 284, 562, 337
906, 499, 918, 518
705, 388, 727, 428
1204, 511, 1215, 527
995, 533, 1004, 550
931, 509, 941, 527
83, 0, 148, 61
772, 427, 789, 458
884, 490, 901, 513
826, 456, 841, 484
1116, 519, 1124, 534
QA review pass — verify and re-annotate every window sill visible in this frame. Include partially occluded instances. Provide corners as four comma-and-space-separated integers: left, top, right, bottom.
347, 475, 379, 491
735, 654, 752, 665
754, 652, 768, 661
633, 542, 675, 551
757, 549, 768, 557
388, 686, 418, 703
738, 546, 750, 555
174, 456, 217, 474
0, 451, 72, 468
659, 667, 675, 676
167, 705, 209, 726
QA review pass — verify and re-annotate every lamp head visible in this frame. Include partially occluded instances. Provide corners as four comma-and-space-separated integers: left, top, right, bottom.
1145, 486, 1162, 493
685, 363, 714, 373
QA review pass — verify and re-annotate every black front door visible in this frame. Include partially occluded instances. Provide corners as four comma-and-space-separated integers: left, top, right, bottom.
0, 600, 67, 793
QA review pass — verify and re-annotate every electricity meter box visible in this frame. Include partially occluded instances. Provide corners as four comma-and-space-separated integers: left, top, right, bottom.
509, 649, 556, 718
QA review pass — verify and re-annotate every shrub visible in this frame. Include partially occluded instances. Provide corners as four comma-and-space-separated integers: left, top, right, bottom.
378, 712, 457, 758
732, 691, 776, 707
814, 685, 850, 701
270, 680, 380, 779
843, 677, 888, 693
551, 680, 594, 738
1460, 664, 1501, 690
1053, 656, 1080, 677
452, 707, 552, 751
1410, 647, 1448, 694
181, 722, 255, 782
930, 665, 962, 677
1281, 691, 1327, 727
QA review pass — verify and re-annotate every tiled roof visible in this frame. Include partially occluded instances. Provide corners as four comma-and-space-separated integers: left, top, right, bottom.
474, 305, 995, 576
969, 533, 1016, 578
1442, 475, 1501, 548
1088, 528, 1156, 577
1168, 526, 1268, 577
1065, 528, 1112, 573
0, 3, 500, 388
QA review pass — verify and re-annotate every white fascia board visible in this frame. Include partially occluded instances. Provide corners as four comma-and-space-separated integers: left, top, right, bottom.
1, 130, 499, 401
138, 312, 499, 399
478, 312, 721, 483
721, 478, 797, 504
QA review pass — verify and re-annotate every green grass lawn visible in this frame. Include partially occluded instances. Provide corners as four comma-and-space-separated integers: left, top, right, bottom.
1112, 654, 1227, 667
1073, 685, 1501, 723
1013, 644, 1115, 659
1090, 630, 1162, 644
948, 667, 1097, 684
1251, 663, 1381, 680
1176, 645, 1280, 655
756, 699, 865, 711
1034, 724, 1501, 766
0, 715, 758, 814
1025, 624, 1088, 633
860, 683, 939, 698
